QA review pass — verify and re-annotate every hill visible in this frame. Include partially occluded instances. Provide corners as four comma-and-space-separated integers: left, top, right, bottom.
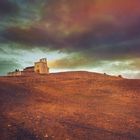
0, 71, 140, 140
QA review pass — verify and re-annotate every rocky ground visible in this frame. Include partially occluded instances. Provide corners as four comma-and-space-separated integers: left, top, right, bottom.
0, 71, 140, 140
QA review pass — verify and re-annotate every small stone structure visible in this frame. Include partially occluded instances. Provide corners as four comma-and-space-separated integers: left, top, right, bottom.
7, 58, 49, 76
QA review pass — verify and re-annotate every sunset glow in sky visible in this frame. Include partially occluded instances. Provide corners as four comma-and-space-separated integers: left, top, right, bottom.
0, 0, 140, 78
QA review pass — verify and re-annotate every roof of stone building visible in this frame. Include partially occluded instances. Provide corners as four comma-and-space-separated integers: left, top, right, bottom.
24, 66, 34, 70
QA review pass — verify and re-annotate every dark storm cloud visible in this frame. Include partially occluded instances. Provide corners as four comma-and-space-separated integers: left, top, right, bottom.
3, 27, 63, 47
66, 23, 140, 59
0, 0, 18, 16
2, 17, 140, 60
1, 0, 140, 60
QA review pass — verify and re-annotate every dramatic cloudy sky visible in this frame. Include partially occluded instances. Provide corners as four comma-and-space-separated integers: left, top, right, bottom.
0, 0, 140, 78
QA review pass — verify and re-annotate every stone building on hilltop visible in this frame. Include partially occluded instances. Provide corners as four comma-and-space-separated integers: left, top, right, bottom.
7, 58, 49, 76
34, 58, 49, 74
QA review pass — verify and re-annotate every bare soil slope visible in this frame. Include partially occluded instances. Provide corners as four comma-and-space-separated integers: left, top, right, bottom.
0, 71, 140, 140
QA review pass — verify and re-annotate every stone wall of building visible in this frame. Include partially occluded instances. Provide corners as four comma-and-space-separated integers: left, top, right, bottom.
8, 71, 22, 76
34, 58, 49, 74
23, 66, 34, 72
21, 71, 37, 76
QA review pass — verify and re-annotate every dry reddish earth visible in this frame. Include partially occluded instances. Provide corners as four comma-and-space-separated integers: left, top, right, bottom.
0, 71, 140, 140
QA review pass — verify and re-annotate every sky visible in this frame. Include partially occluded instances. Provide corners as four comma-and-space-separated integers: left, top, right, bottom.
0, 0, 140, 78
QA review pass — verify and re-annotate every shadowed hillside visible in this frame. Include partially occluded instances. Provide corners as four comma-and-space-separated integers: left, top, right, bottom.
0, 71, 140, 140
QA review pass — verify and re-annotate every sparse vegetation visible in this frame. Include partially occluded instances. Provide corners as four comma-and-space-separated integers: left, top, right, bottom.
118, 75, 123, 78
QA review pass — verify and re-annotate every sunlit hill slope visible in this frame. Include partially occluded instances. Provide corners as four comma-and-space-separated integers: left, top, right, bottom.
0, 71, 140, 140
